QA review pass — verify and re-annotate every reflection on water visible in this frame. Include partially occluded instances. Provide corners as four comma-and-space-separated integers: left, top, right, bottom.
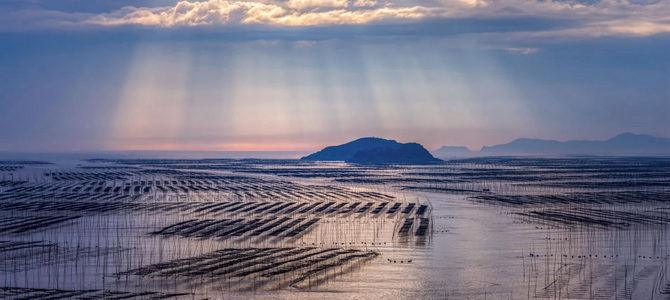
0, 155, 668, 299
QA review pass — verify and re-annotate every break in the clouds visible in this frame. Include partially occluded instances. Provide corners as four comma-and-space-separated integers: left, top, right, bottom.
1, 0, 669, 38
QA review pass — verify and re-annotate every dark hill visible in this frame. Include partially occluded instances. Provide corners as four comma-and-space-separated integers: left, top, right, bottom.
301, 137, 441, 164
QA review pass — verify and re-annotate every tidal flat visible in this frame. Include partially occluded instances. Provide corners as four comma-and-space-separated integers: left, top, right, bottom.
0, 156, 669, 299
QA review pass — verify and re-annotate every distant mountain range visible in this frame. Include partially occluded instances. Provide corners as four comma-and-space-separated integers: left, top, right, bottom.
432, 133, 670, 157
433, 146, 473, 154
301, 137, 441, 164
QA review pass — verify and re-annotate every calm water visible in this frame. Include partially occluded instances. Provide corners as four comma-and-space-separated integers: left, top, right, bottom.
1, 154, 668, 299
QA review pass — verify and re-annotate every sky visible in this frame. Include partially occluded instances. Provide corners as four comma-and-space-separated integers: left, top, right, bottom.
0, 0, 668, 152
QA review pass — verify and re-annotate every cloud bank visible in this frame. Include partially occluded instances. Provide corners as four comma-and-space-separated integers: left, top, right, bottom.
83, 0, 442, 27
1, 0, 670, 38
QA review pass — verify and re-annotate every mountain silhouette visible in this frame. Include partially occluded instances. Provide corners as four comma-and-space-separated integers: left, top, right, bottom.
432, 146, 472, 156
480, 133, 670, 155
301, 137, 441, 164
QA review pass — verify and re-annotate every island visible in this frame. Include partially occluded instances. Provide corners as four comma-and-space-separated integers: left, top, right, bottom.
301, 137, 442, 164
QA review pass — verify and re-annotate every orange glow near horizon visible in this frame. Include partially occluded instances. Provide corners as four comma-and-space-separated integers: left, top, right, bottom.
107, 142, 321, 152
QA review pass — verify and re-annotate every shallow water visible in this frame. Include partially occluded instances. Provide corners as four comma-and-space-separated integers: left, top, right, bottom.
0, 155, 668, 299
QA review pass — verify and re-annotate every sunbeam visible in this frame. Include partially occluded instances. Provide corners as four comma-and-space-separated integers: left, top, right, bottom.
110, 42, 193, 150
